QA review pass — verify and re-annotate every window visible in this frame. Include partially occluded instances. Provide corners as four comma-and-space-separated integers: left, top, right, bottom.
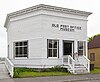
14, 41, 28, 58
78, 41, 86, 56
8, 45, 9, 58
90, 53, 95, 61
47, 39, 59, 58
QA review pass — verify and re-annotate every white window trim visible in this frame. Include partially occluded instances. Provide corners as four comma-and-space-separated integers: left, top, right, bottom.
47, 39, 59, 58
78, 41, 86, 56
14, 40, 28, 59
15, 57, 28, 59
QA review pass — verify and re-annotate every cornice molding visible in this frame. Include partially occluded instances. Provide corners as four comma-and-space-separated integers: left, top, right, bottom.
4, 4, 92, 28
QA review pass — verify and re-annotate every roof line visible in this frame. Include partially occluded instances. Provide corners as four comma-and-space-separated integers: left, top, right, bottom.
4, 4, 92, 28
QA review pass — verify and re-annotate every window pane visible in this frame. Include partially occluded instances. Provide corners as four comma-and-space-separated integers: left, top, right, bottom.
8, 45, 9, 58
53, 49, 57, 57
49, 40, 52, 48
24, 41, 27, 46
90, 53, 95, 61
24, 54, 27, 57
15, 42, 19, 46
53, 40, 57, 48
79, 41, 83, 49
47, 39, 59, 58
20, 42, 23, 46
78, 41, 83, 55
24, 47, 27, 54
14, 41, 28, 58
84, 42, 86, 55
16, 47, 18, 55
48, 49, 52, 57
78, 50, 83, 55
20, 47, 22, 54
15, 55, 19, 57
15, 49, 20, 57
18, 54, 22, 57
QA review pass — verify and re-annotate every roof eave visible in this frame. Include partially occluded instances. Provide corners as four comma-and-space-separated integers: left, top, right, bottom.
4, 4, 92, 28
4, 15, 9, 28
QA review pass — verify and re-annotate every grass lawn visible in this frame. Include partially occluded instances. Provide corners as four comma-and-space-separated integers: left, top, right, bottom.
14, 72, 72, 78
14, 67, 72, 78
91, 68, 100, 74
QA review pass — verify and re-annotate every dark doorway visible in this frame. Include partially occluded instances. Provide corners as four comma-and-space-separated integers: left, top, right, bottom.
63, 41, 73, 56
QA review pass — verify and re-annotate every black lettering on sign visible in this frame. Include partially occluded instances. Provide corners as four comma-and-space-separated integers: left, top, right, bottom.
52, 24, 59, 28
52, 24, 82, 32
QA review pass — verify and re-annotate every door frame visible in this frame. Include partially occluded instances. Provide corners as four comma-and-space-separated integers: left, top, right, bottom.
63, 40, 74, 58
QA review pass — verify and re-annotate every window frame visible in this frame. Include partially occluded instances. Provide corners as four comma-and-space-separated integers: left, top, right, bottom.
78, 41, 86, 56
47, 39, 59, 58
14, 40, 28, 59
8, 45, 9, 58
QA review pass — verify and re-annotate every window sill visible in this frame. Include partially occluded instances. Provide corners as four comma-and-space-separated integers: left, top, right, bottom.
48, 57, 58, 59
14, 57, 28, 59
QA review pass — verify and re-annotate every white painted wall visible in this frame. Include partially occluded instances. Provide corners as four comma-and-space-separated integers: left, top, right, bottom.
41, 14, 87, 40
7, 9, 88, 68
29, 38, 42, 58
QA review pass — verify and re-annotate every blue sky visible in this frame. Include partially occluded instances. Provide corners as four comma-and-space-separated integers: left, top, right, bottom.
0, 0, 99, 57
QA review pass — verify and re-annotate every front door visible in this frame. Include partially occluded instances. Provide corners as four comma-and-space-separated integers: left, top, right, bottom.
63, 41, 73, 57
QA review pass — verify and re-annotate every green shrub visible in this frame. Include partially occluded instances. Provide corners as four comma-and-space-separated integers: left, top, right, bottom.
49, 66, 67, 72
42, 66, 67, 72
13, 66, 68, 77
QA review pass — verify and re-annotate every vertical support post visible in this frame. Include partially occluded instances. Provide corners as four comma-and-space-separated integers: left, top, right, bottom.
85, 40, 88, 57
59, 39, 63, 58
73, 60, 75, 73
74, 40, 78, 59
68, 56, 69, 65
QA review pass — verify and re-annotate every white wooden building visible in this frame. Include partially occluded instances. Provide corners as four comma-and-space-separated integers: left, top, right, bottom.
4, 4, 92, 77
